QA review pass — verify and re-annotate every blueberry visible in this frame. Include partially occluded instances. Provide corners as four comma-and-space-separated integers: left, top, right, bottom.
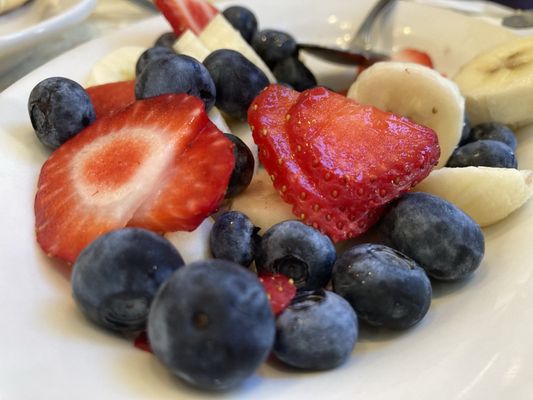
272, 56, 317, 91
222, 6, 258, 44
255, 220, 336, 290
224, 133, 255, 198
135, 46, 175, 76
252, 29, 298, 69
467, 122, 517, 151
378, 192, 485, 281
274, 289, 357, 370
446, 139, 517, 168
136, 54, 216, 111
203, 49, 269, 120
28, 77, 95, 149
332, 243, 431, 329
154, 31, 178, 49
71, 228, 184, 333
147, 259, 275, 391
210, 211, 260, 267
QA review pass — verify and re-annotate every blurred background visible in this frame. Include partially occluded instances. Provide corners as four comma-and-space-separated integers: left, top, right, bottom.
1, 0, 532, 92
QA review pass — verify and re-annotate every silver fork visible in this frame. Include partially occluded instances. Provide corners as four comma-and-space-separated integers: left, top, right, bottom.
298, 0, 398, 66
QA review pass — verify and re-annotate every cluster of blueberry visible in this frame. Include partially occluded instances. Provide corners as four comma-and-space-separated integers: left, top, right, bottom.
222, 6, 317, 91
447, 119, 518, 168
139, 5, 317, 120
69, 187, 484, 391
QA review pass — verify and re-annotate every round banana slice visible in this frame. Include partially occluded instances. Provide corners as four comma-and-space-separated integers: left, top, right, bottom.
348, 62, 465, 168
85, 46, 147, 87
454, 36, 533, 127
414, 166, 533, 227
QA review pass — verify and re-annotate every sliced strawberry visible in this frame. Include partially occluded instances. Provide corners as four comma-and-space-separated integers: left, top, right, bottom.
249, 85, 382, 241
34, 94, 223, 263
155, 0, 219, 36
392, 48, 434, 68
134, 331, 152, 353
258, 273, 297, 316
287, 87, 440, 209
86, 80, 136, 119
129, 120, 234, 231
249, 85, 439, 242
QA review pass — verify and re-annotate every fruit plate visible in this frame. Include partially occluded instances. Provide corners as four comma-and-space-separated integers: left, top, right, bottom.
0, 0, 96, 70
1, 0, 533, 399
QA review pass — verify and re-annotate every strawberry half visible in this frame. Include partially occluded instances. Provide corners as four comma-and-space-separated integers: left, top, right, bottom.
249, 85, 439, 242
155, 0, 219, 36
35, 94, 234, 263
86, 80, 136, 119
130, 120, 235, 231
392, 48, 434, 68
248, 84, 362, 241
287, 87, 439, 208
258, 274, 297, 316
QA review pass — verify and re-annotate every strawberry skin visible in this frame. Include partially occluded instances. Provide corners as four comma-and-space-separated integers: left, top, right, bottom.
249, 85, 384, 241
287, 87, 440, 208
258, 274, 297, 316
155, 0, 219, 36
35, 94, 233, 263
86, 80, 136, 119
249, 85, 439, 242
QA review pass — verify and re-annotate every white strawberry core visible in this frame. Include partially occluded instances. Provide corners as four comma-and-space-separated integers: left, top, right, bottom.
72, 127, 175, 215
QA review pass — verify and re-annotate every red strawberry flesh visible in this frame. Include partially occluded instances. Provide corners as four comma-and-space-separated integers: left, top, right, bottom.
249, 85, 439, 242
134, 331, 153, 353
392, 48, 434, 68
249, 85, 386, 241
86, 80, 136, 119
130, 120, 235, 231
155, 0, 219, 36
34, 94, 233, 263
258, 274, 297, 316
287, 87, 440, 207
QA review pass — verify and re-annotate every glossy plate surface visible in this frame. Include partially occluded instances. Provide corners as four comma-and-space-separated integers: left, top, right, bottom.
0, 1, 531, 399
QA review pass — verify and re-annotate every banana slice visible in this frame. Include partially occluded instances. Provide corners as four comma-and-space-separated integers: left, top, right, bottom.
85, 46, 147, 86
0, 0, 27, 14
454, 36, 533, 127
199, 14, 276, 83
164, 218, 214, 264
348, 62, 464, 168
173, 29, 210, 61
413, 166, 533, 227
230, 168, 294, 232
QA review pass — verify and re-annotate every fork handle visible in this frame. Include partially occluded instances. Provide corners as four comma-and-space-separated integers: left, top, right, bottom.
351, 0, 398, 50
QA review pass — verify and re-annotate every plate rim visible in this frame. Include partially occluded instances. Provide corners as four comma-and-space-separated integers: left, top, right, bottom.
0, 0, 97, 56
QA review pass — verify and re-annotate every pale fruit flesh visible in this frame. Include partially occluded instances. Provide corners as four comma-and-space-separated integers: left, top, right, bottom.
85, 46, 146, 86
199, 14, 276, 83
164, 218, 214, 264
173, 29, 210, 61
413, 166, 533, 227
454, 36, 533, 127
230, 168, 294, 233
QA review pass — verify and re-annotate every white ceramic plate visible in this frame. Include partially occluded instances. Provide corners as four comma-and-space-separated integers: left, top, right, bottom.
0, 0, 96, 60
1, 1, 532, 399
